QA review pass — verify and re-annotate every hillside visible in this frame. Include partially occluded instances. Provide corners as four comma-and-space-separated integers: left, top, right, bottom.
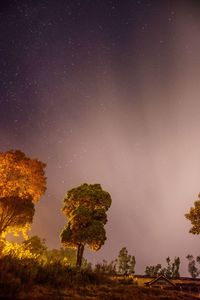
16, 283, 199, 300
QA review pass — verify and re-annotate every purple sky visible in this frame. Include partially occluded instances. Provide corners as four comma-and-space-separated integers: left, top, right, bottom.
0, 0, 200, 275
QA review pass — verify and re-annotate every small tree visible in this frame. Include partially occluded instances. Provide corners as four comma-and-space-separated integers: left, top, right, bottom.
129, 255, 136, 274
145, 264, 162, 277
117, 247, 130, 274
117, 247, 136, 275
163, 257, 180, 278
186, 255, 199, 278
145, 257, 180, 278
60, 183, 112, 268
185, 194, 200, 234
171, 257, 180, 278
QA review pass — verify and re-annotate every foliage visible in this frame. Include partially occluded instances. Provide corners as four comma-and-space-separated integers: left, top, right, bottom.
0, 239, 38, 259
145, 264, 162, 277
44, 247, 80, 267
186, 254, 200, 278
0, 150, 46, 237
22, 235, 47, 257
0, 149, 46, 202
160, 257, 180, 278
185, 194, 200, 234
0, 234, 89, 270
94, 259, 117, 275
60, 183, 112, 268
145, 257, 180, 278
117, 247, 136, 275
0, 254, 108, 298
0, 196, 34, 237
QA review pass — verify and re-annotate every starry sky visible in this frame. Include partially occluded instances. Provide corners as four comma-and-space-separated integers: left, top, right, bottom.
0, 0, 200, 275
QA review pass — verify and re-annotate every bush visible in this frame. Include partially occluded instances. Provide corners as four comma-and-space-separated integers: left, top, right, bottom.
0, 254, 110, 295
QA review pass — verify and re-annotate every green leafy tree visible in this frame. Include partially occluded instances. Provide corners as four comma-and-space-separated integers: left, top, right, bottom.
145, 257, 180, 278
117, 247, 136, 275
171, 257, 180, 278
129, 255, 136, 274
185, 194, 200, 234
60, 183, 112, 268
145, 264, 162, 277
186, 254, 200, 278
117, 247, 130, 274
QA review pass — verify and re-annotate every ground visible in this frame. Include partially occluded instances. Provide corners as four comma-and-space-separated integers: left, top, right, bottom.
16, 283, 199, 300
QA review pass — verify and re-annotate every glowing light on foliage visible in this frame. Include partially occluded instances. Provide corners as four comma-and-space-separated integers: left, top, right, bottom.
1, 239, 39, 259
0, 150, 46, 237
185, 193, 200, 234
0, 197, 34, 237
60, 183, 112, 268
0, 150, 46, 202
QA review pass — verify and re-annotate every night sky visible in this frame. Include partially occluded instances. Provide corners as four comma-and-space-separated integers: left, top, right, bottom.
0, 0, 200, 275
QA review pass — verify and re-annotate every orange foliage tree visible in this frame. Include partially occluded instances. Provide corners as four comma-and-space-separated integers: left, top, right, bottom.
185, 193, 200, 235
0, 150, 46, 237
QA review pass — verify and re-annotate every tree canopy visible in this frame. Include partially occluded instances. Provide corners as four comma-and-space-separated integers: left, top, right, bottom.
185, 194, 200, 234
0, 150, 46, 202
60, 183, 112, 268
0, 150, 46, 237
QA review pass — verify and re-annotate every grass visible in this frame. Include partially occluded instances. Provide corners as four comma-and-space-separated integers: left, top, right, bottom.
0, 256, 199, 299
16, 284, 200, 299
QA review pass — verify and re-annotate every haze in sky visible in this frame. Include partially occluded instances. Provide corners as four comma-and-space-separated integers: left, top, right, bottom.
0, 0, 200, 275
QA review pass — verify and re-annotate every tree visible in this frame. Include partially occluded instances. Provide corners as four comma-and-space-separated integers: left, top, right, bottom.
0, 196, 34, 237
185, 194, 200, 234
129, 255, 136, 274
117, 247, 130, 275
145, 257, 180, 278
60, 183, 112, 268
186, 255, 200, 278
171, 257, 180, 278
117, 247, 136, 275
0, 150, 46, 237
0, 150, 46, 202
145, 264, 162, 277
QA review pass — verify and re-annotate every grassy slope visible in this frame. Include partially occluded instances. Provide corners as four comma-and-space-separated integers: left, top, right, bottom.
17, 283, 199, 300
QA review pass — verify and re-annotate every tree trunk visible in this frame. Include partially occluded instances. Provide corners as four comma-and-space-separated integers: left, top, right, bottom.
76, 244, 84, 268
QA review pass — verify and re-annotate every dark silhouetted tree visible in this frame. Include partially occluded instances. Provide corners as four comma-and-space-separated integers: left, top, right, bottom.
60, 183, 112, 268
